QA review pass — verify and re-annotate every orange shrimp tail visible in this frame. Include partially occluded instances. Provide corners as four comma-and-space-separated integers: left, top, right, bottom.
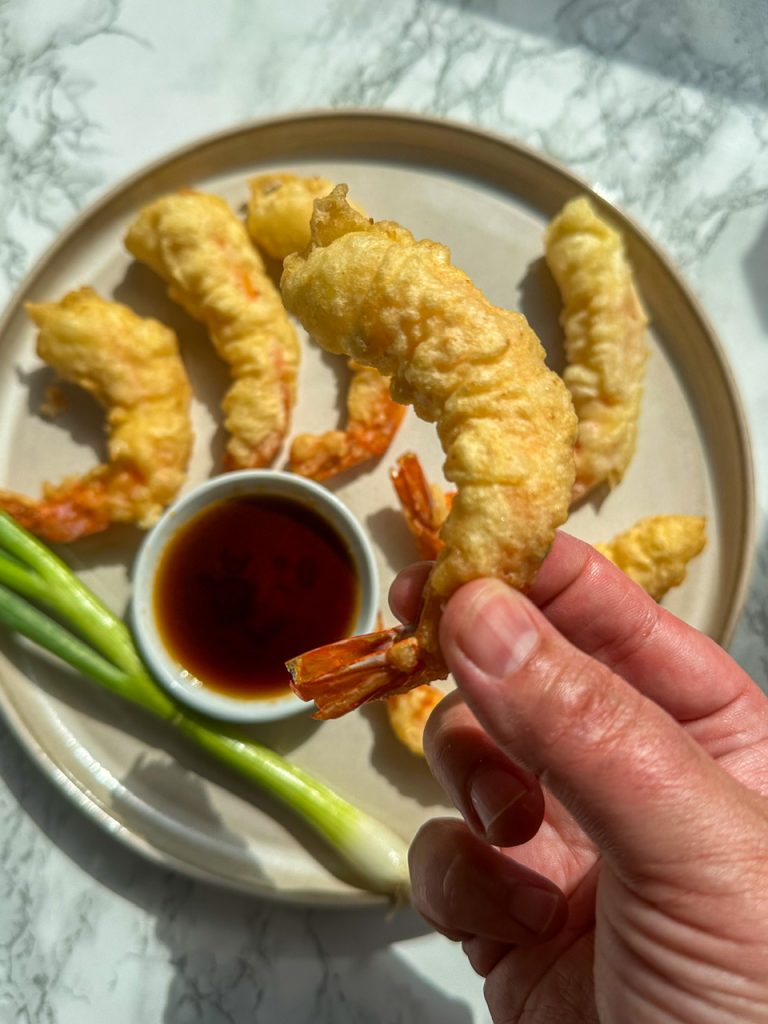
291, 405, 406, 481
0, 483, 111, 543
390, 452, 453, 560
346, 391, 407, 461
286, 624, 437, 719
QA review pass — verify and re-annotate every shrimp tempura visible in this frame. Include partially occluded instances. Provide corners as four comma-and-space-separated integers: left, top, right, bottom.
247, 173, 404, 480
595, 514, 706, 601
545, 196, 649, 500
282, 185, 578, 717
125, 190, 299, 470
246, 173, 337, 261
0, 288, 193, 542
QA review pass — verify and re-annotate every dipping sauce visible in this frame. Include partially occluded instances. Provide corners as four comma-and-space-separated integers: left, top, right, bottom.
153, 494, 360, 700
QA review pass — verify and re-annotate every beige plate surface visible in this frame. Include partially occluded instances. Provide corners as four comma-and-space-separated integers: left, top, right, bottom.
0, 111, 755, 906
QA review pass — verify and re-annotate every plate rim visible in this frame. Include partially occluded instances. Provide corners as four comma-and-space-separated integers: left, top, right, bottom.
0, 107, 757, 905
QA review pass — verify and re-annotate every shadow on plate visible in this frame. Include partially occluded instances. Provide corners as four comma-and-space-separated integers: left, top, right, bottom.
360, 702, 450, 808
242, 703, 320, 756
0, 634, 403, 895
365, 504, 420, 578
0, 707, 475, 1024
292, 345, 354, 440
17, 364, 105, 451
113, 262, 230, 468
517, 256, 565, 376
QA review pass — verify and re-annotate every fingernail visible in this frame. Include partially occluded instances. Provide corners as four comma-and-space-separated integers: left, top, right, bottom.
510, 885, 562, 936
454, 580, 539, 679
468, 766, 529, 839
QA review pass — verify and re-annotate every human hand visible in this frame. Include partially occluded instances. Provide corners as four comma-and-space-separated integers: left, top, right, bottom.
392, 532, 768, 1023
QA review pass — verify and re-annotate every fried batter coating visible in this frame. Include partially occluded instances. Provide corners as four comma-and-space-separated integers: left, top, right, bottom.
283, 185, 577, 718
389, 513, 706, 758
246, 173, 404, 480
246, 173, 336, 261
389, 455, 706, 754
393, 454, 706, 602
125, 189, 299, 470
596, 514, 706, 601
385, 685, 445, 757
545, 196, 649, 500
0, 288, 193, 542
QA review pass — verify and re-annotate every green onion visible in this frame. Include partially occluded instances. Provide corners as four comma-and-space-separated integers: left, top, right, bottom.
0, 511, 410, 900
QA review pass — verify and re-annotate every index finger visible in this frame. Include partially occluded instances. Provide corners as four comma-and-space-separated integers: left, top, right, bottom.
389, 532, 764, 737
389, 561, 432, 624
530, 532, 759, 725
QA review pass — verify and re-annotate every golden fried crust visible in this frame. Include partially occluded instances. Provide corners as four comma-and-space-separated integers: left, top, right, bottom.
596, 514, 706, 601
545, 196, 649, 500
125, 189, 299, 469
247, 175, 405, 480
20, 287, 192, 529
385, 685, 445, 757
246, 173, 335, 261
282, 186, 578, 637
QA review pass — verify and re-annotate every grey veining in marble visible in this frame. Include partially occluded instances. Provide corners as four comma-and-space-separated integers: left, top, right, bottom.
0, 0, 767, 1021
0, 1, 119, 292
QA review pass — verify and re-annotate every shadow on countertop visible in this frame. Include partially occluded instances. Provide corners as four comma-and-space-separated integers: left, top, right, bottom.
4, 526, 768, 1019
743, 211, 768, 336
729, 521, 768, 695
0, 709, 474, 1024
435, 0, 768, 107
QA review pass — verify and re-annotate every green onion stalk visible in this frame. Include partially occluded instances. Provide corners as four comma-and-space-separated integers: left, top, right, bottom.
0, 511, 410, 901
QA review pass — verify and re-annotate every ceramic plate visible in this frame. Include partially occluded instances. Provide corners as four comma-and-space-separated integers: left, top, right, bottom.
0, 111, 755, 905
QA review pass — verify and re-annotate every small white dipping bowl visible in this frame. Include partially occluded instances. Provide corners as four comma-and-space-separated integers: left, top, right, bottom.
131, 470, 379, 724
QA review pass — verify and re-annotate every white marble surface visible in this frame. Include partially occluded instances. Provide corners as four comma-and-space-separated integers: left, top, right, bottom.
1, 0, 767, 1021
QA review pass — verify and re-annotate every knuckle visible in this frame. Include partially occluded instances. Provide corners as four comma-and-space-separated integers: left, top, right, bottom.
593, 596, 662, 673
409, 818, 469, 919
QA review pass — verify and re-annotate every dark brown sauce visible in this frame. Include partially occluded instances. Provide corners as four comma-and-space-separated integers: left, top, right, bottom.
153, 494, 359, 700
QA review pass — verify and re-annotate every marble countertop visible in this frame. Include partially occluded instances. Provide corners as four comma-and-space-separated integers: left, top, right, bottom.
1, 1, 766, 1021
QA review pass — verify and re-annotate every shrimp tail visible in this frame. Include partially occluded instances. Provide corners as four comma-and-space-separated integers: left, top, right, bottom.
0, 482, 111, 543
390, 452, 453, 560
286, 624, 440, 719
290, 361, 405, 481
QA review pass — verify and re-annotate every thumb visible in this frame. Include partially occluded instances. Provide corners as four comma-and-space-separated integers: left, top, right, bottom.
439, 578, 757, 881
